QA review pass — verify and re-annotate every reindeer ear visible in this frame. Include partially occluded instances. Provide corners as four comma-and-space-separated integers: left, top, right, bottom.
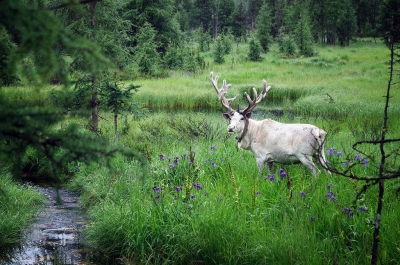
245, 112, 252, 118
222, 113, 230, 120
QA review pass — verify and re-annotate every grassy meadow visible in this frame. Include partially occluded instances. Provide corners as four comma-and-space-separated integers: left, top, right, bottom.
1, 39, 400, 264
69, 40, 400, 264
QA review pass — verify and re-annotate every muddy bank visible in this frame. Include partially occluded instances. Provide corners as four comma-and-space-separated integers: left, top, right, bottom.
1, 185, 94, 265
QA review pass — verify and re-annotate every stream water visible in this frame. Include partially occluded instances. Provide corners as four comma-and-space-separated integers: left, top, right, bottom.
1, 184, 98, 265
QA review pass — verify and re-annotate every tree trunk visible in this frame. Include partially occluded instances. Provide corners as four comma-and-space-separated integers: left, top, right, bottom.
213, 3, 219, 39
276, 0, 282, 36
114, 114, 118, 136
371, 39, 394, 265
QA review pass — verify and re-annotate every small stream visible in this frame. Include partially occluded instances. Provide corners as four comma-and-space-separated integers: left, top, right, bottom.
1, 184, 99, 265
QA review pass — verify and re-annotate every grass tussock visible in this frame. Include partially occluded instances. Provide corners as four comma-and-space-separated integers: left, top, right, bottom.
0, 173, 44, 247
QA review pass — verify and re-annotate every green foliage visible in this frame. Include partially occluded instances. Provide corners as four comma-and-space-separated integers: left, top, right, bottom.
336, 0, 357, 46
378, 0, 400, 47
221, 31, 234, 54
247, 38, 263, 61
0, 172, 43, 246
196, 29, 212, 52
214, 36, 225, 64
163, 45, 206, 73
294, 13, 314, 56
134, 22, 160, 75
70, 126, 400, 264
0, 0, 107, 85
0, 26, 18, 86
256, 3, 273, 52
123, 0, 181, 51
279, 33, 297, 57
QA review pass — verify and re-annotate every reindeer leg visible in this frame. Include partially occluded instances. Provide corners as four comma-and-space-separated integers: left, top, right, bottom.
298, 155, 320, 176
266, 161, 274, 173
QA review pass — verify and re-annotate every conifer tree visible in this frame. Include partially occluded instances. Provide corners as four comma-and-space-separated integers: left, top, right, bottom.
294, 12, 314, 56
134, 22, 160, 75
256, 3, 273, 52
0, 0, 142, 180
214, 36, 225, 63
248, 38, 262, 61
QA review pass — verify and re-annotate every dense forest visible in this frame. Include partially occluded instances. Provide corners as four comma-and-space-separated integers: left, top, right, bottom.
0, 0, 393, 86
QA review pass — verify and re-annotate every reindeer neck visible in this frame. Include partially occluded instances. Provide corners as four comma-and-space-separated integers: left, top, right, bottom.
236, 117, 251, 144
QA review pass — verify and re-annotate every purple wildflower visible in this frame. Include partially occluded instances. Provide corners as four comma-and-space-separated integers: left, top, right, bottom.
265, 174, 275, 181
174, 196, 178, 200
337, 151, 343, 156
158, 154, 166, 160
341, 161, 350, 167
309, 217, 315, 221
327, 148, 336, 156
300, 191, 306, 197
358, 205, 367, 212
256, 191, 260, 195
169, 164, 175, 169
355, 155, 361, 160
175, 186, 181, 191
190, 194, 195, 199
362, 158, 368, 168
153, 186, 162, 191
326, 191, 337, 202
174, 156, 179, 165
210, 145, 216, 150
182, 154, 187, 160
211, 161, 218, 168
349, 211, 354, 217
193, 183, 202, 190
326, 184, 332, 190
343, 207, 350, 212
279, 168, 287, 179
188, 161, 193, 166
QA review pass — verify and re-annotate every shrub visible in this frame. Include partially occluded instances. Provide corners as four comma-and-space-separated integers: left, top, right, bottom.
248, 38, 262, 61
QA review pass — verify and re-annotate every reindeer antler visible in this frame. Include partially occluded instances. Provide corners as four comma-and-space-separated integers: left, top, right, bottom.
210, 72, 238, 112
240, 80, 271, 114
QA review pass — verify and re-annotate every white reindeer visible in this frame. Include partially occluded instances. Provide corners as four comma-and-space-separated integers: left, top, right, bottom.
210, 72, 329, 176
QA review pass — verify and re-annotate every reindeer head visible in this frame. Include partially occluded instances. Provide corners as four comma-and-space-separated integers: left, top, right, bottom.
210, 72, 271, 134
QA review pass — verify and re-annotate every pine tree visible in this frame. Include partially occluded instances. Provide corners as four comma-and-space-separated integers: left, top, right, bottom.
134, 22, 160, 75
336, 0, 357, 46
248, 38, 262, 61
0, 0, 141, 180
214, 36, 225, 63
256, 3, 273, 52
294, 12, 314, 56
279, 32, 297, 57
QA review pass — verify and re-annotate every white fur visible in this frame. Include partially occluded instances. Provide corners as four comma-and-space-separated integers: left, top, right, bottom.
224, 112, 329, 176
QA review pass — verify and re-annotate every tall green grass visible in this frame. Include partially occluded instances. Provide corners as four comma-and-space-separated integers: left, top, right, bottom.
71, 124, 400, 264
0, 172, 44, 247
132, 41, 398, 126
66, 40, 400, 264
3, 40, 399, 264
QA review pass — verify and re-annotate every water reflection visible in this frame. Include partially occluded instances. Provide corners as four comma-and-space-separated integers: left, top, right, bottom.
1, 185, 95, 265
